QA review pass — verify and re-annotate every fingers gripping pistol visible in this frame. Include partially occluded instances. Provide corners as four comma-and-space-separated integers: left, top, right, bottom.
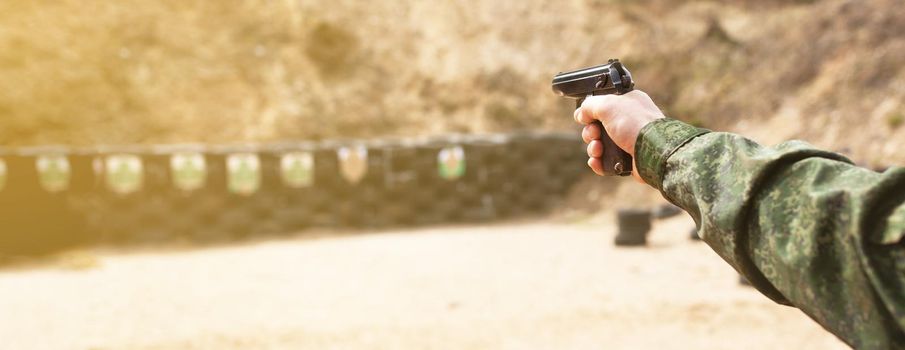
552, 59, 635, 176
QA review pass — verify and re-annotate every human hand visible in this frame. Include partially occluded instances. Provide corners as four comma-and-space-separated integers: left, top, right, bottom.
573, 90, 665, 183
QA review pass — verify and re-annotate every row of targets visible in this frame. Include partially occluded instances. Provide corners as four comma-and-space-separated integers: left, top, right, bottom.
0, 133, 585, 253
0, 142, 478, 197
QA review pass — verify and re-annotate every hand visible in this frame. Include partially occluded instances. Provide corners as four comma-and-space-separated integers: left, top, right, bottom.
573, 90, 665, 183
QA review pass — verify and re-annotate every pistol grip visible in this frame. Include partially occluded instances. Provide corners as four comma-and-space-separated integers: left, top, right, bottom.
593, 121, 633, 176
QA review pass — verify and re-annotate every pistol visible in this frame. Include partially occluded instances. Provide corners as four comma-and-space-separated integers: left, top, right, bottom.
552, 59, 635, 176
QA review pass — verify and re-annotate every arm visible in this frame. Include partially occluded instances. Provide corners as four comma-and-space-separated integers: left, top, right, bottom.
578, 92, 905, 348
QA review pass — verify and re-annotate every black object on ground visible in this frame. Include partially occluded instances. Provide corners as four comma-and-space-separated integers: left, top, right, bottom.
615, 209, 651, 246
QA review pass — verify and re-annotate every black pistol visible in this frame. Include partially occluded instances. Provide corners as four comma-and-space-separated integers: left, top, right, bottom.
552, 59, 635, 176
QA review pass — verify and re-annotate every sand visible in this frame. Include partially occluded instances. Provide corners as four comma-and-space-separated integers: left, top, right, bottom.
0, 215, 848, 349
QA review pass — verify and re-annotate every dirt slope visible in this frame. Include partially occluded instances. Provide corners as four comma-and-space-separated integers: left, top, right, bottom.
0, 0, 902, 164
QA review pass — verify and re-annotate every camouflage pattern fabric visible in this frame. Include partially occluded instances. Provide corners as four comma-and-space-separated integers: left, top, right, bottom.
635, 118, 905, 348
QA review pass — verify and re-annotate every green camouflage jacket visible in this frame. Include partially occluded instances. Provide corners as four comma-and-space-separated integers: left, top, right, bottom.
635, 118, 905, 348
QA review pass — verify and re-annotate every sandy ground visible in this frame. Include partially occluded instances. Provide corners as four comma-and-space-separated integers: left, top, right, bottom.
0, 216, 849, 350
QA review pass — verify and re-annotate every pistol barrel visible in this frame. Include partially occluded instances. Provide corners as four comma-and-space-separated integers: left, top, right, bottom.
551, 60, 633, 99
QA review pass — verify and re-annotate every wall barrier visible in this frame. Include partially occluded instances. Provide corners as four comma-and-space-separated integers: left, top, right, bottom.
0, 133, 586, 255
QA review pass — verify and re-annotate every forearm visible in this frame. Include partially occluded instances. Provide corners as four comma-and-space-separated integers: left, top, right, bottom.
635, 118, 905, 348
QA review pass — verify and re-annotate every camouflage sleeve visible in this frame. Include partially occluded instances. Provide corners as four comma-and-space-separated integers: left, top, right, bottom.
634, 118, 905, 348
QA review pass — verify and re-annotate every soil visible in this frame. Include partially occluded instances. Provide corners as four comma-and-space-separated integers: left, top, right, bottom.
1, 0, 902, 168
0, 216, 848, 350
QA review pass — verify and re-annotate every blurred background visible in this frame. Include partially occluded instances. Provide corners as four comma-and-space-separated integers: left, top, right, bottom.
0, 0, 902, 349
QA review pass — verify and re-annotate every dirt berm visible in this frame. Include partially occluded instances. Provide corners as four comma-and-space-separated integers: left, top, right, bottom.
0, 0, 901, 167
